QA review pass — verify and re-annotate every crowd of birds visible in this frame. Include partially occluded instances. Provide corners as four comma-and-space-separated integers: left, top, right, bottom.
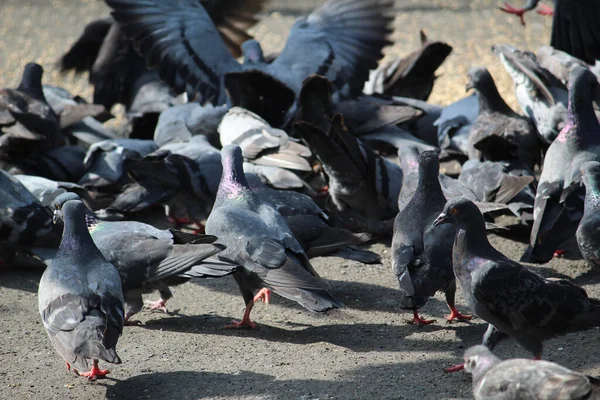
3, 0, 600, 398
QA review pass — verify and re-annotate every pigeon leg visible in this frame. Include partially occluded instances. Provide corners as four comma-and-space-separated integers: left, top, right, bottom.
66, 362, 71, 372
79, 360, 110, 381
144, 298, 168, 313
444, 363, 465, 373
406, 309, 436, 325
482, 324, 508, 350
224, 302, 258, 329
444, 288, 472, 322
553, 249, 566, 258
536, 3, 553, 16
124, 290, 143, 325
498, 2, 527, 26
253, 288, 271, 304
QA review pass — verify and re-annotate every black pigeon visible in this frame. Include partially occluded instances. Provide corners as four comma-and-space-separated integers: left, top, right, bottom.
392, 151, 471, 325
205, 145, 342, 328
0, 63, 63, 159
433, 197, 600, 368
499, 0, 600, 65
464, 345, 600, 400
523, 66, 600, 263
53, 192, 231, 324
466, 67, 541, 173
577, 161, 600, 269
38, 194, 124, 380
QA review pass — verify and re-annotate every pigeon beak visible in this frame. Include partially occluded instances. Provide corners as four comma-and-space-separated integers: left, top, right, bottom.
52, 209, 60, 225
465, 82, 474, 92
432, 213, 449, 228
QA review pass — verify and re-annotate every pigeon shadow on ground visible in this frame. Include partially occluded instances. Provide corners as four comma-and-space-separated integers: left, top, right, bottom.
142, 313, 473, 353
573, 267, 600, 286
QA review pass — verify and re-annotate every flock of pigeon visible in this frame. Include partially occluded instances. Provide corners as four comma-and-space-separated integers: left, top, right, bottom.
3, 0, 600, 398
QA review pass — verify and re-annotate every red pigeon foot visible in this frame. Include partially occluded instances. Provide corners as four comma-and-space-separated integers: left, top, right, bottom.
446, 306, 472, 323
536, 4, 553, 16
498, 2, 527, 26
444, 363, 465, 373
253, 288, 271, 304
406, 309, 436, 325
144, 298, 168, 313
79, 360, 109, 381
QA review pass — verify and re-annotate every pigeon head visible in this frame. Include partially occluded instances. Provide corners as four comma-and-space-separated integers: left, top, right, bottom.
417, 150, 440, 176
18, 62, 45, 101
242, 39, 265, 65
432, 197, 482, 228
53, 192, 83, 224
465, 67, 491, 92
218, 144, 250, 198
463, 345, 501, 381
466, 67, 511, 114
562, 66, 600, 140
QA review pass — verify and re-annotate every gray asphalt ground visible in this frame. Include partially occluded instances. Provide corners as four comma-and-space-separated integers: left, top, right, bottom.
3, 1, 600, 400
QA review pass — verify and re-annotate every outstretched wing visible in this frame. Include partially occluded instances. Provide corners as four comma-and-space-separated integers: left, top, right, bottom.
551, 0, 600, 64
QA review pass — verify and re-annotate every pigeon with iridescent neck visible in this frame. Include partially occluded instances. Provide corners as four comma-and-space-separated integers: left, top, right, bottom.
392, 151, 471, 325
577, 161, 600, 269
205, 145, 342, 329
522, 66, 600, 263
433, 197, 600, 372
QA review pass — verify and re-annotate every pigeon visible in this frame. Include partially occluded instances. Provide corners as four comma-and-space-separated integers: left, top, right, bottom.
2, 145, 87, 183
78, 139, 158, 191
577, 161, 600, 269
205, 145, 342, 328
464, 345, 600, 400
466, 67, 541, 173
38, 194, 124, 380
364, 30, 452, 101
53, 192, 232, 323
435, 94, 479, 161
522, 66, 600, 263
493, 44, 568, 144
0, 63, 63, 159
392, 151, 471, 325
105, 0, 394, 112
536, 45, 592, 86
499, 0, 600, 65
14, 174, 89, 208
433, 197, 600, 370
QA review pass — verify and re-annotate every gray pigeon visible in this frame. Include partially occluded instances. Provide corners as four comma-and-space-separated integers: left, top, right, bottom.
433, 197, 600, 367
435, 94, 479, 160
493, 44, 568, 144
499, 0, 600, 65
464, 345, 600, 400
15, 174, 89, 208
577, 161, 600, 269
536, 45, 591, 86
78, 138, 158, 191
467, 67, 541, 173
205, 145, 342, 328
392, 151, 471, 325
38, 195, 124, 380
0, 63, 63, 159
523, 66, 600, 263
106, 0, 394, 113
53, 192, 231, 324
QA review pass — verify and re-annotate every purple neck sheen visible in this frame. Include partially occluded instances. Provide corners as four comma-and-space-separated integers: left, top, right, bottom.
559, 67, 600, 144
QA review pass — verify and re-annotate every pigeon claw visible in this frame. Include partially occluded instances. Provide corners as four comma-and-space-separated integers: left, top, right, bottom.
553, 249, 567, 258
498, 2, 527, 26
444, 363, 465, 373
253, 288, 271, 304
536, 4, 553, 16
66, 362, 71, 372
406, 309, 436, 325
144, 298, 168, 313
78, 360, 109, 381
445, 306, 472, 323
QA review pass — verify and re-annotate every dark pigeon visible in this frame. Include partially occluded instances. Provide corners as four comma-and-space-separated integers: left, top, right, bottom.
205, 145, 342, 328
433, 197, 600, 367
523, 66, 600, 263
364, 30, 453, 101
2, 145, 87, 183
577, 161, 600, 269
464, 345, 600, 400
392, 151, 471, 325
493, 43, 568, 144
0, 63, 63, 159
53, 192, 231, 323
39, 195, 124, 380
15, 174, 89, 208
466, 67, 541, 173
499, 0, 600, 65
435, 94, 479, 161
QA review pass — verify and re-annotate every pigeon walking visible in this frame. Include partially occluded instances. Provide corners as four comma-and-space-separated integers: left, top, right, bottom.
205, 145, 342, 328
433, 197, 600, 371
38, 194, 124, 380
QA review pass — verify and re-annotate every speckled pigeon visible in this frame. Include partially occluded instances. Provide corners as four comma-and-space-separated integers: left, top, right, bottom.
523, 66, 600, 263
464, 345, 600, 400
433, 197, 600, 370
53, 192, 231, 324
205, 145, 342, 328
577, 161, 600, 269
39, 194, 124, 380
392, 151, 471, 325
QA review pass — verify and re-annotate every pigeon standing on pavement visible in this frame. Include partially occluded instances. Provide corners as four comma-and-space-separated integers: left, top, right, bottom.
433, 197, 600, 371
522, 66, 600, 263
463, 345, 600, 400
205, 145, 342, 328
392, 151, 471, 325
38, 194, 124, 380
577, 161, 600, 269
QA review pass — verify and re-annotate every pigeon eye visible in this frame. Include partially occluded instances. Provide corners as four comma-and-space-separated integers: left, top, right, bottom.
450, 208, 458, 215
